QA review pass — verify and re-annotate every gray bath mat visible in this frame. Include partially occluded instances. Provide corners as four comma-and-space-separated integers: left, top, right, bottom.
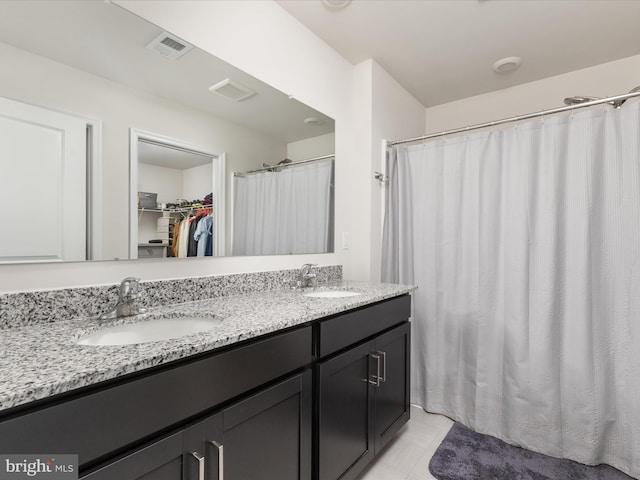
429, 422, 635, 480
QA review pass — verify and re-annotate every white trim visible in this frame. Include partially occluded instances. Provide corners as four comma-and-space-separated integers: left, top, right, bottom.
229, 170, 235, 256
212, 153, 226, 256
379, 139, 388, 234
86, 119, 102, 260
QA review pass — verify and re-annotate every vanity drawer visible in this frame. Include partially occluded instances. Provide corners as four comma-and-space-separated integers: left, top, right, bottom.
318, 295, 411, 358
0, 325, 312, 468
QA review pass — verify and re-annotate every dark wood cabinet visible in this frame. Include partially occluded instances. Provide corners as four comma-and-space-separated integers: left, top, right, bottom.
317, 296, 411, 480
84, 371, 312, 480
372, 322, 411, 455
82, 433, 185, 480
318, 340, 376, 480
204, 370, 312, 480
0, 326, 312, 469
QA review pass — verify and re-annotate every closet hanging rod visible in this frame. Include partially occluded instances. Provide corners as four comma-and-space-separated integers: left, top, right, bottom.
233, 154, 334, 176
138, 138, 214, 158
388, 89, 640, 147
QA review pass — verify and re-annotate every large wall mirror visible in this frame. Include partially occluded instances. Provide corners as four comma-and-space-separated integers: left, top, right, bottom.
0, 0, 335, 264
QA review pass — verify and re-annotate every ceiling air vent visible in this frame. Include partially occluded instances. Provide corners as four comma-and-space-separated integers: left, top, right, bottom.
208, 79, 256, 102
145, 32, 193, 60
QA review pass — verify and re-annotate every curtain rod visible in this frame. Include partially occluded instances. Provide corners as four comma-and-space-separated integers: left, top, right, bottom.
233, 154, 334, 177
388, 90, 640, 147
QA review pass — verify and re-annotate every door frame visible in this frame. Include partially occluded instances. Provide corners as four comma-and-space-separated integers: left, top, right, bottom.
129, 128, 225, 259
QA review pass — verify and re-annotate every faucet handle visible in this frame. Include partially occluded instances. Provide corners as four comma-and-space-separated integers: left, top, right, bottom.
300, 263, 318, 274
119, 277, 142, 299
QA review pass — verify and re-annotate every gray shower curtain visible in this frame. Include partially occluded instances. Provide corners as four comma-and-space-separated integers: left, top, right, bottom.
382, 103, 640, 478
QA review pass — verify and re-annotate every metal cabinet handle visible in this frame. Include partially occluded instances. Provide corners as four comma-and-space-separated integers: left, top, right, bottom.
379, 351, 387, 383
369, 353, 381, 386
207, 440, 224, 480
191, 452, 205, 480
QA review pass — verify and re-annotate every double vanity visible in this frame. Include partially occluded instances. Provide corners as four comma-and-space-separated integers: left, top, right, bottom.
0, 274, 413, 480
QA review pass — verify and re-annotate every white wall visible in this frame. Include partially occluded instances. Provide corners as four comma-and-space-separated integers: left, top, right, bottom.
350, 60, 427, 282
138, 163, 183, 205
287, 133, 335, 161
183, 164, 213, 201
426, 54, 640, 132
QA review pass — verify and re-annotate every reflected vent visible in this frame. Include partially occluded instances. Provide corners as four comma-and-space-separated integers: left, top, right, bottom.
146, 32, 193, 60
208, 79, 256, 102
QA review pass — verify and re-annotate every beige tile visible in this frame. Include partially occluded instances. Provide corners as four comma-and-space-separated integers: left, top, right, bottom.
355, 409, 454, 480
406, 418, 453, 480
376, 435, 429, 477
356, 460, 407, 480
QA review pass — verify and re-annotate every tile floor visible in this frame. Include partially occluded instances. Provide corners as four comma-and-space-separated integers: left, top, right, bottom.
356, 405, 454, 480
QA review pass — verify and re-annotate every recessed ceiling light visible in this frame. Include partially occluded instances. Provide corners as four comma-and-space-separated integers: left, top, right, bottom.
321, 0, 351, 8
304, 117, 323, 126
493, 56, 522, 73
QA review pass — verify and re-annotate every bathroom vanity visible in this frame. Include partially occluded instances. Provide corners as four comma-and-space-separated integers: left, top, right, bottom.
0, 283, 412, 480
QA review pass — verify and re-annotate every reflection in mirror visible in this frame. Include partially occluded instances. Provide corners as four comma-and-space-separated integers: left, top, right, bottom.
233, 155, 335, 255
133, 134, 223, 260
0, 0, 335, 264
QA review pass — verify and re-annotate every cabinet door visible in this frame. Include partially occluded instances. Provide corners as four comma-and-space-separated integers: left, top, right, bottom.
318, 340, 376, 480
204, 370, 312, 480
373, 322, 411, 454
81, 432, 185, 480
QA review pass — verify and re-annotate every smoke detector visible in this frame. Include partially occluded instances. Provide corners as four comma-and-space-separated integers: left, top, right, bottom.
304, 117, 323, 126
146, 32, 193, 60
208, 79, 256, 102
493, 56, 522, 73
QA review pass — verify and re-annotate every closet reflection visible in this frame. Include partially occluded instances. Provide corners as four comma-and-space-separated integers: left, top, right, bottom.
136, 139, 217, 259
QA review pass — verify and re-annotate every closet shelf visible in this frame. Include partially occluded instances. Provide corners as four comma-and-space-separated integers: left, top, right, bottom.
137, 206, 207, 214
137, 205, 212, 221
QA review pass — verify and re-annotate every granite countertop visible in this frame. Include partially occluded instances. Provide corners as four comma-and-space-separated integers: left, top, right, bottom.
0, 282, 414, 412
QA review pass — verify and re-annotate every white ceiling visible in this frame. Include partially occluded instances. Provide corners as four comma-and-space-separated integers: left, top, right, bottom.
276, 0, 640, 107
0, 0, 334, 144
138, 142, 212, 170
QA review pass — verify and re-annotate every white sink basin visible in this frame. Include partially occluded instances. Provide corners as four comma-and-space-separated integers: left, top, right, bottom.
77, 316, 222, 346
303, 290, 362, 298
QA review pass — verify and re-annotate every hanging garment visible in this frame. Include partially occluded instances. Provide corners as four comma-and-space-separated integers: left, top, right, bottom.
187, 216, 199, 257
382, 103, 640, 478
178, 217, 190, 258
170, 219, 180, 258
206, 224, 213, 256
193, 215, 213, 257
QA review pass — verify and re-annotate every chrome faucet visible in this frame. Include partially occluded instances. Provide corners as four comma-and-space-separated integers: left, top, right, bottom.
100, 277, 147, 320
297, 264, 318, 289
